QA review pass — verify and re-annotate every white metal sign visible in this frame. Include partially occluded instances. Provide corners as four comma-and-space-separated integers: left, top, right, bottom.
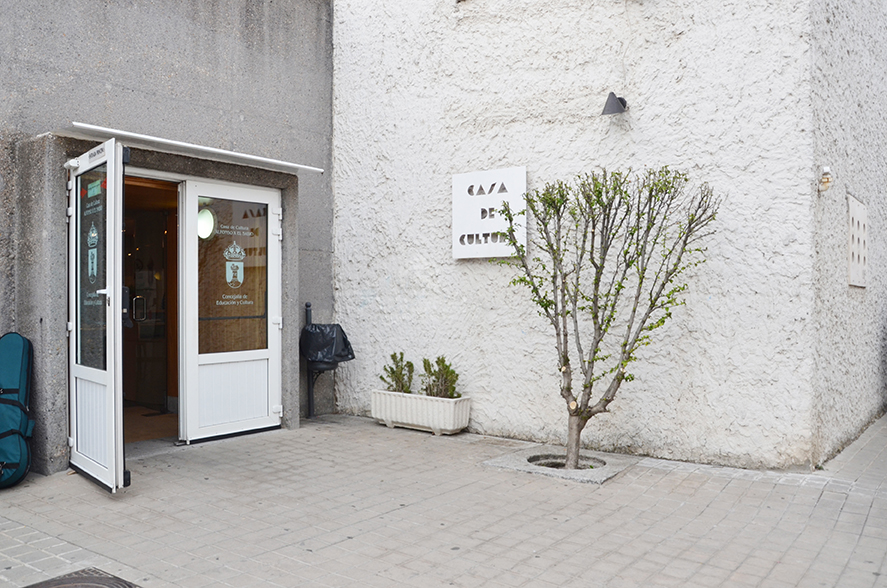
452, 166, 526, 259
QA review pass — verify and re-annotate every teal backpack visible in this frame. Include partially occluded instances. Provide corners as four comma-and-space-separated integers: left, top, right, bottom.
0, 333, 34, 489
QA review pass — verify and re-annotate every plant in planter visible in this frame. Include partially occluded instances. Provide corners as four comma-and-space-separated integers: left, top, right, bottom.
379, 352, 414, 393
420, 356, 460, 398
372, 354, 470, 435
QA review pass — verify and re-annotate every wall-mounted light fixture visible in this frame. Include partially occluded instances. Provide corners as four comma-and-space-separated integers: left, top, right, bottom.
197, 207, 217, 239
818, 166, 833, 193
602, 92, 628, 115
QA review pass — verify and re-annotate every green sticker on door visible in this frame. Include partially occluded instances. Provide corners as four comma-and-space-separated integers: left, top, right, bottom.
87, 179, 104, 197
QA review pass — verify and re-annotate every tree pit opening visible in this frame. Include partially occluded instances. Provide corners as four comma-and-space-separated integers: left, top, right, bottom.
527, 454, 605, 470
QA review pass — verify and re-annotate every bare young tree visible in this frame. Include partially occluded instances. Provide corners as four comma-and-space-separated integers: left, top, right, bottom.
500, 167, 719, 469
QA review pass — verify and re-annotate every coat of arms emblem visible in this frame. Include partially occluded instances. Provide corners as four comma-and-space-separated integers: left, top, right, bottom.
87, 222, 99, 284
224, 241, 246, 289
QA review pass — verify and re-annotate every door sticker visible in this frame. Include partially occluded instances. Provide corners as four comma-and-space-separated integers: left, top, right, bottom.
224, 242, 245, 289
87, 222, 99, 284
87, 179, 104, 197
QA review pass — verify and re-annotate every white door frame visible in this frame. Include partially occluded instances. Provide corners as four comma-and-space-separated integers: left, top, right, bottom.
180, 179, 283, 442
67, 139, 126, 492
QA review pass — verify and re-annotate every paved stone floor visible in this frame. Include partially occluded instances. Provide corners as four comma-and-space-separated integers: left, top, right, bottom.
2, 414, 887, 587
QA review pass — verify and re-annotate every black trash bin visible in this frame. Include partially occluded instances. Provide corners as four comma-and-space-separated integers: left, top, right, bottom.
299, 303, 354, 417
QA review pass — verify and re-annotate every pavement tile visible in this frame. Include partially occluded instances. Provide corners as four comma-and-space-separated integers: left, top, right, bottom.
836, 569, 879, 588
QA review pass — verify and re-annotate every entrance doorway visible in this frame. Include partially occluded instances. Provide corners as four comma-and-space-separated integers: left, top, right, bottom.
67, 138, 285, 492
122, 176, 179, 444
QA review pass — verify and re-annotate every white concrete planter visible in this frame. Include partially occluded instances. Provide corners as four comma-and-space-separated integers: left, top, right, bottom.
371, 390, 470, 435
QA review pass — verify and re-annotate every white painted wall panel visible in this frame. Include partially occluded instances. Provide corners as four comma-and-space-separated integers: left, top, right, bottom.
198, 360, 269, 428
75, 378, 108, 467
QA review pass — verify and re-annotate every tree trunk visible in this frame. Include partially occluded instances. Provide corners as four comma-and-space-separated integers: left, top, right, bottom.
565, 414, 587, 469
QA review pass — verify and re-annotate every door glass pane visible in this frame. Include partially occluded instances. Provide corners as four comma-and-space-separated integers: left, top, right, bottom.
123, 208, 171, 413
197, 198, 268, 354
76, 164, 108, 370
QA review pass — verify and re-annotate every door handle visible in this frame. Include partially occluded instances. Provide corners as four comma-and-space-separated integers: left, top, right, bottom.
132, 296, 147, 322
95, 288, 110, 307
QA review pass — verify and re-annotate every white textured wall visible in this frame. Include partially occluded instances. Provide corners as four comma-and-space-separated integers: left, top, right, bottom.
810, 0, 887, 464
332, 0, 821, 468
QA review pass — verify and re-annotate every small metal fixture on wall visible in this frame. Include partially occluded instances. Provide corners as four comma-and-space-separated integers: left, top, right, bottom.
818, 166, 833, 193
602, 92, 628, 115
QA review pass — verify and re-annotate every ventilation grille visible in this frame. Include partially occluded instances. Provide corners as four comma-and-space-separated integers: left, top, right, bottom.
848, 195, 867, 288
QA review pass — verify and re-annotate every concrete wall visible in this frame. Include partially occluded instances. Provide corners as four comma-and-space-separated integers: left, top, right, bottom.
12, 136, 71, 475
810, 0, 887, 464
331, 0, 824, 468
0, 0, 335, 474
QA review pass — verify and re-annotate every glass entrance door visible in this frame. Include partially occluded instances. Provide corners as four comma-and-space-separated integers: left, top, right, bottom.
180, 180, 282, 442
67, 139, 127, 492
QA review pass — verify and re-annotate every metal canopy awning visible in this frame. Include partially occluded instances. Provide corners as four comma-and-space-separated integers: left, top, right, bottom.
56, 122, 324, 176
